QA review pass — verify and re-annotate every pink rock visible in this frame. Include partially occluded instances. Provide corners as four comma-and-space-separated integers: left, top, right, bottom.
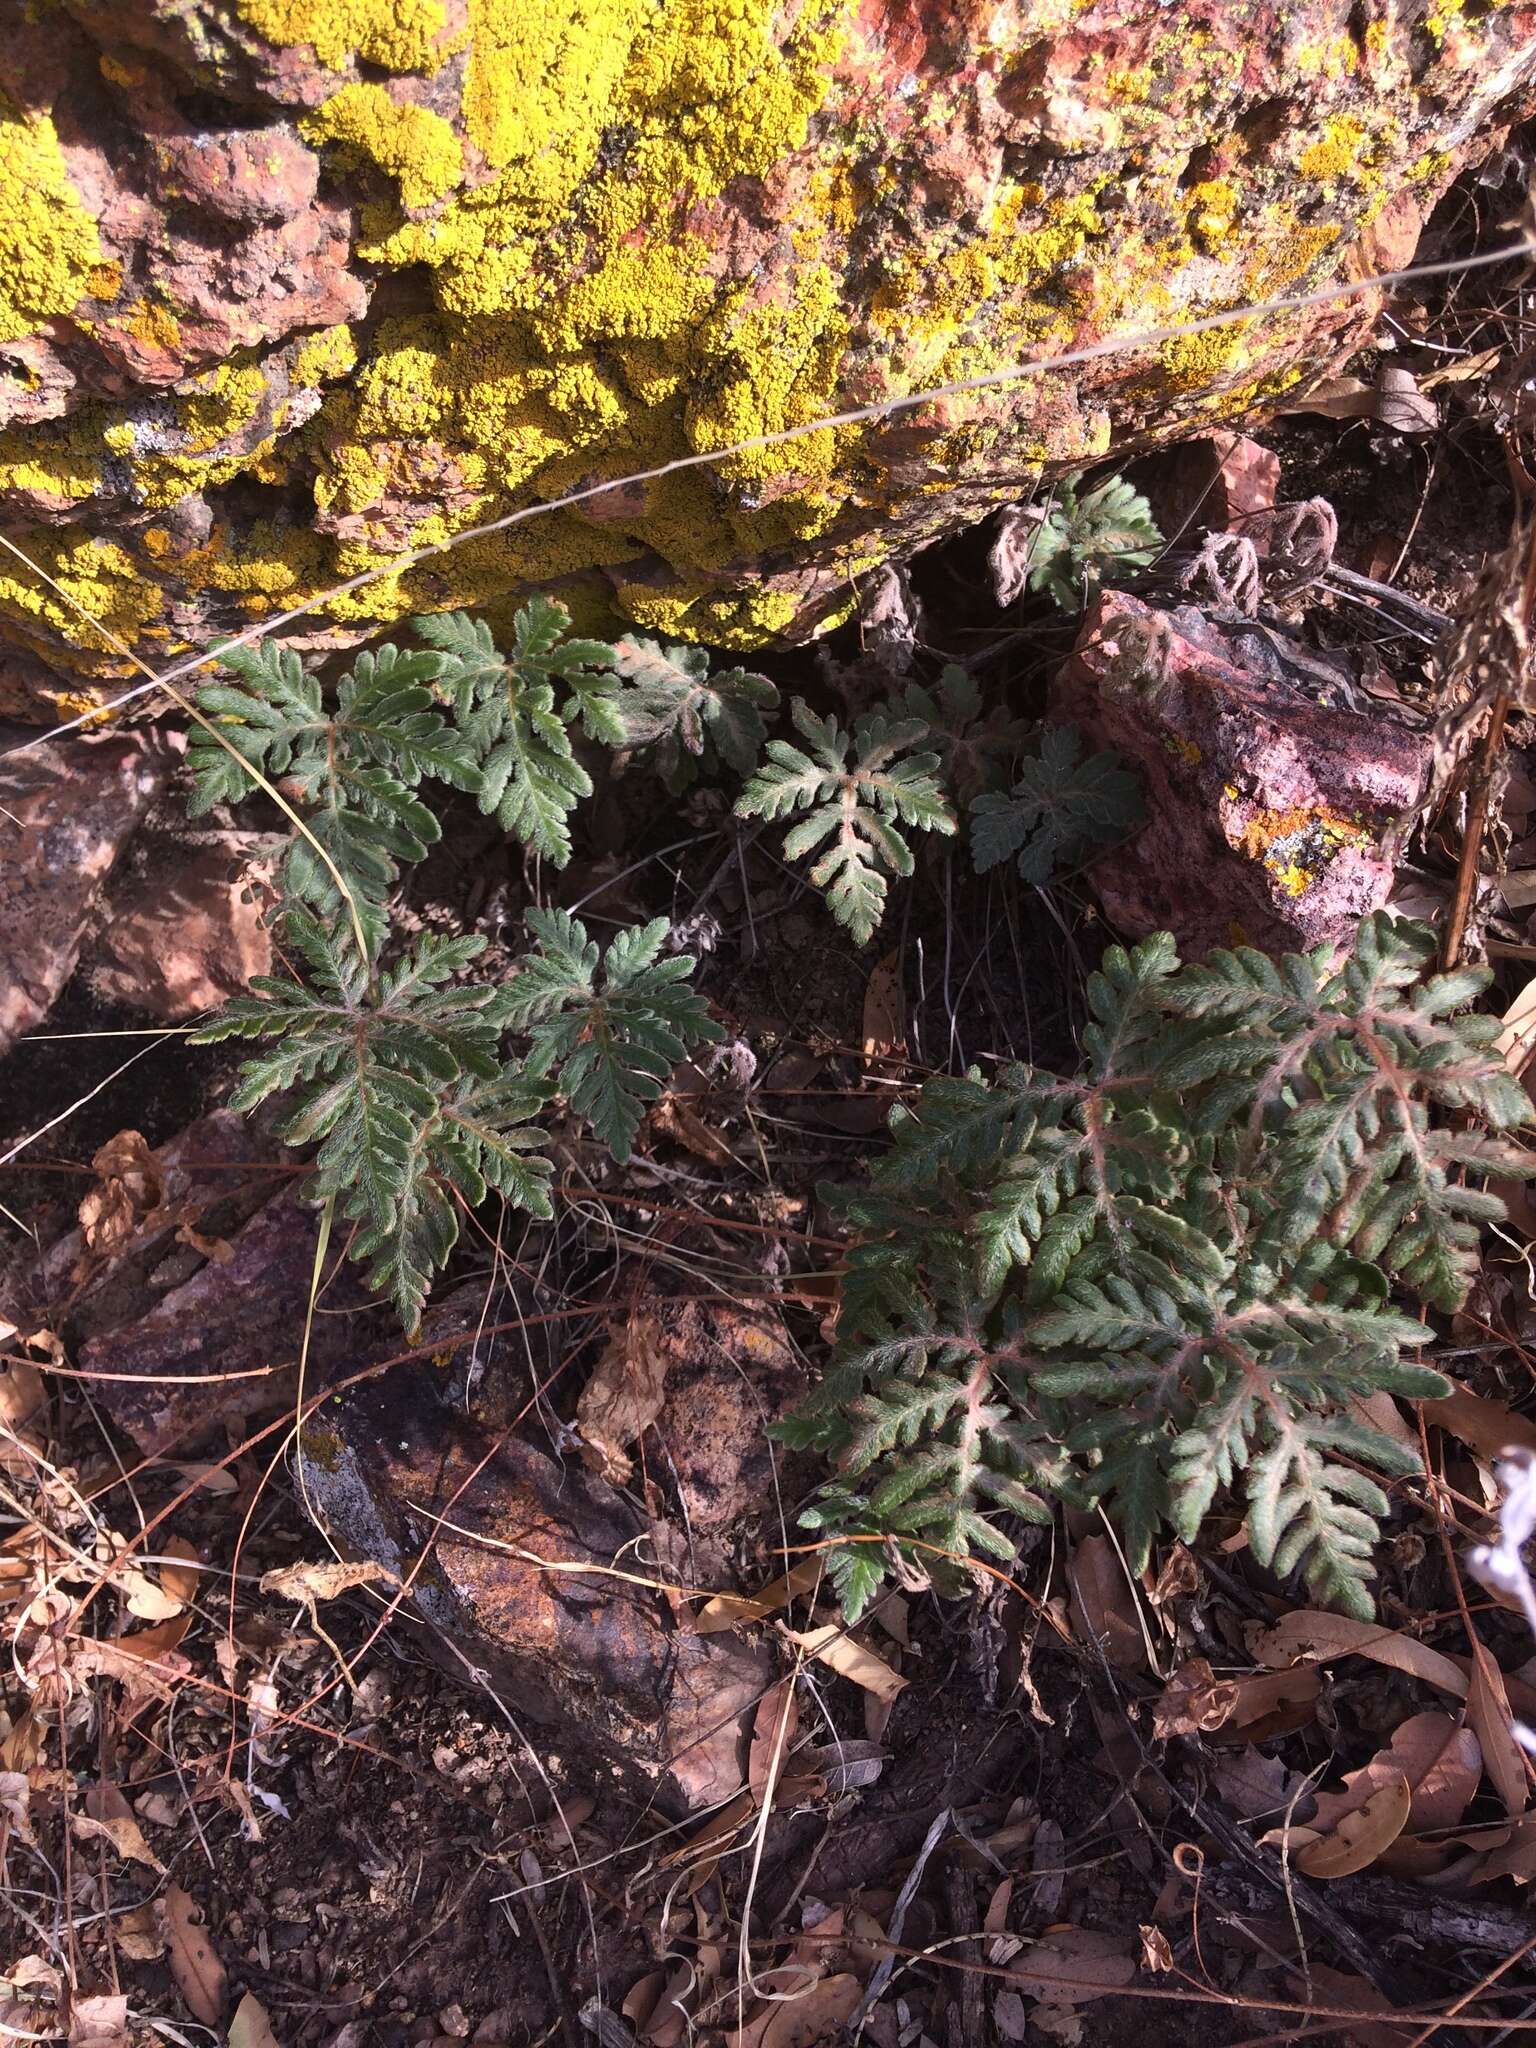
0, 731, 178, 1054
1147, 433, 1282, 547
147, 125, 319, 228
82, 834, 273, 1021
1052, 591, 1432, 959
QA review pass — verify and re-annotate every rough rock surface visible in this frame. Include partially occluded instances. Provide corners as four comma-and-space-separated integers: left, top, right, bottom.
1052, 589, 1433, 957
81, 831, 274, 1020
1, 2, 1533, 713
300, 1289, 806, 1812
0, 729, 178, 1053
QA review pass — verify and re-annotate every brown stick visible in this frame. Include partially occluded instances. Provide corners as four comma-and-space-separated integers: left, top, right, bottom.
1442, 522, 1536, 971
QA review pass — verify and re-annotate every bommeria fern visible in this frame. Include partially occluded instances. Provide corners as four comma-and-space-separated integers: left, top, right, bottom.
190, 913, 555, 1327
734, 699, 957, 944
970, 722, 1145, 884
413, 598, 628, 866
491, 909, 724, 1161
606, 635, 779, 787
1023, 475, 1162, 612
188, 637, 481, 954
785, 914, 1535, 1622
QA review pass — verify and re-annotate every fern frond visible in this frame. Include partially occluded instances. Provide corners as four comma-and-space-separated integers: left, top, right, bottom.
493, 910, 723, 1160
970, 724, 1144, 885
608, 635, 779, 781
735, 699, 956, 943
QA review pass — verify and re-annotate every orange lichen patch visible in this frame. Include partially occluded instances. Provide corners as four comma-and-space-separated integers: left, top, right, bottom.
1232, 803, 1371, 897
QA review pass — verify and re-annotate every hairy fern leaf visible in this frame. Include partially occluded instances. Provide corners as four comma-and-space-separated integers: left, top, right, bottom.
736, 700, 956, 943
970, 723, 1144, 885
608, 635, 779, 780
493, 910, 722, 1160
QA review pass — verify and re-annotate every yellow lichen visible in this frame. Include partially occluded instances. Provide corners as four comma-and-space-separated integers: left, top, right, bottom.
1233, 804, 1371, 897
0, 532, 162, 667
1159, 320, 1249, 393
291, 324, 359, 388
0, 94, 104, 344
1187, 178, 1239, 253
303, 85, 464, 208
233, 0, 450, 72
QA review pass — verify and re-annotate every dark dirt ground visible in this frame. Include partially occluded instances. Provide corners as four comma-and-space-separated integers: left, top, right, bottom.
5, 161, 1536, 2048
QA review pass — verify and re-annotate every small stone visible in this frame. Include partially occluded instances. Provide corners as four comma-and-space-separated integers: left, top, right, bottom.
1052, 590, 1433, 959
83, 834, 273, 1021
437, 2009, 470, 2039
0, 732, 179, 1055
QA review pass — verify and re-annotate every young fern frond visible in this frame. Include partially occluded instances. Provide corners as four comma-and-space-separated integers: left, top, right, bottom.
1027, 475, 1163, 611
412, 599, 624, 865
970, 723, 1145, 885
190, 916, 553, 1327
188, 638, 480, 954
887, 664, 1031, 802
607, 635, 779, 785
789, 913, 1534, 1621
734, 699, 956, 943
492, 909, 724, 1161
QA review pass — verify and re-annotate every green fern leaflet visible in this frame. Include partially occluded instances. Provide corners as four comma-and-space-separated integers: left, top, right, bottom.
493, 909, 724, 1161
735, 699, 957, 943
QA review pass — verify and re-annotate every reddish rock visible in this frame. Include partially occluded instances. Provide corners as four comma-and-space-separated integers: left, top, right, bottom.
76, 1185, 377, 1455
301, 1288, 801, 1812
1053, 591, 1432, 958
82, 833, 274, 1021
1146, 433, 1281, 547
0, 730, 178, 1054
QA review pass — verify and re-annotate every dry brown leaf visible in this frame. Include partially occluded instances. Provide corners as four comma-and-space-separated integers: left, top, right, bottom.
67, 1994, 128, 2048
159, 1536, 200, 1607
1223, 1663, 1322, 1740
861, 947, 907, 1065
1138, 1926, 1173, 1973
78, 1131, 164, 1256
575, 1307, 670, 1484
259, 1558, 396, 1605
1425, 1385, 1536, 1462
1279, 375, 1373, 420
1420, 345, 1503, 390
0, 1355, 46, 1436
1247, 1610, 1469, 1697
160, 1882, 227, 2026
1009, 1926, 1137, 2007
114, 1905, 165, 1963
1067, 1534, 1145, 1673
748, 1677, 800, 1806
781, 1623, 906, 1704
1151, 1657, 1238, 1738
1292, 1773, 1411, 1877
651, 1095, 736, 1170
228, 1990, 283, 2048
759, 1975, 862, 2048
1209, 1750, 1315, 1824
1467, 1636, 1528, 1819
1293, 1963, 1415, 2048
694, 1558, 824, 1633
71, 1810, 164, 1873
1373, 366, 1438, 436
0, 1770, 33, 1845
1309, 1712, 1481, 1836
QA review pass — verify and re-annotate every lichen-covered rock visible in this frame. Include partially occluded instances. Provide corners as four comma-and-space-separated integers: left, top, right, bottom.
1052, 590, 1432, 957
2, 1, 1533, 716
